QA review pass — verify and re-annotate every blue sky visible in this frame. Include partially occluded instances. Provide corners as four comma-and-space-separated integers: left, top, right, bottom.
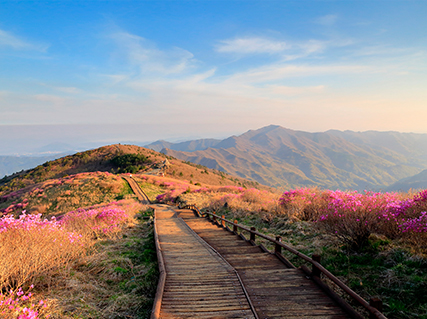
1, 0, 427, 153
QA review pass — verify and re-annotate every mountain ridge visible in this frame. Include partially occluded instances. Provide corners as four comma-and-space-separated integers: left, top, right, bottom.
147, 125, 427, 190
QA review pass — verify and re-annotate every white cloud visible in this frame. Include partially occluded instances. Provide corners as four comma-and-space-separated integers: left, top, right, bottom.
0, 29, 48, 51
215, 36, 354, 62
110, 32, 195, 76
224, 64, 370, 84
0, 29, 30, 49
215, 37, 288, 54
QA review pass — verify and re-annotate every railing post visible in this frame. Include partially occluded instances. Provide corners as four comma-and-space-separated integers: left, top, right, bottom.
250, 227, 256, 242
312, 254, 321, 278
233, 220, 238, 233
221, 215, 225, 227
369, 297, 383, 319
275, 236, 282, 255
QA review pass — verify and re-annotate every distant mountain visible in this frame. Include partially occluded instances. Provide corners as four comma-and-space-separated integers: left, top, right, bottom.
146, 139, 221, 152
0, 154, 69, 178
386, 169, 427, 192
154, 125, 427, 190
144, 140, 174, 152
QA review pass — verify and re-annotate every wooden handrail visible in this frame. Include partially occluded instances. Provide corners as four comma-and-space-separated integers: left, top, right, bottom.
181, 205, 387, 319
151, 209, 166, 319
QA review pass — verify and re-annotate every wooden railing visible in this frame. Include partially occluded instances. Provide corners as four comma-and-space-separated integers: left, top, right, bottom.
181, 204, 387, 319
151, 209, 165, 319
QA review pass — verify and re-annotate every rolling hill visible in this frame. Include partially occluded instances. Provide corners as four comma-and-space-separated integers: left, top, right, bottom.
0, 144, 263, 215
147, 125, 427, 190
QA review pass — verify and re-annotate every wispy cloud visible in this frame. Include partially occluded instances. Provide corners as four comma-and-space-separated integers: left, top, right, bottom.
105, 30, 377, 107
215, 37, 288, 54
0, 29, 48, 52
224, 64, 370, 84
215, 35, 354, 62
110, 32, 196, 76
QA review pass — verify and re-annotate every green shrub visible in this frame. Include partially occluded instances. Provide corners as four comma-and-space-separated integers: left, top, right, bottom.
111, 154, 151, 173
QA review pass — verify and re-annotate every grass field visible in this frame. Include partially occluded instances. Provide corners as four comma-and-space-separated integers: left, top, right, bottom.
0, 194, 157, 319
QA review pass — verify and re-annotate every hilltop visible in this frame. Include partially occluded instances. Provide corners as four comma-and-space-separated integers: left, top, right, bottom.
0, 144, 265, 217
1, 144, 260, 190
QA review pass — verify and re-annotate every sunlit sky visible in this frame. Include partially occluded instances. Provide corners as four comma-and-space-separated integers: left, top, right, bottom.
1, 0, 427, 154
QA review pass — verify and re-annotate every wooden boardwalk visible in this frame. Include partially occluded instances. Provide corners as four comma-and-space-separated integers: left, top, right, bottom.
176, 208, 351, 319
154, 205, 256, 318
153, 204, 352, 318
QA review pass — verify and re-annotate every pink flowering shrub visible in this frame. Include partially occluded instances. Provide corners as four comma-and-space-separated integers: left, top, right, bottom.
316, 191, 401, 249
153, 179, 193, 203
0, 285, 53, 319
60, 201, 138, 239
400, 212, 427, 233
140, 174, 250, 205
280, 188, 427, 250
0, 200, 142, 292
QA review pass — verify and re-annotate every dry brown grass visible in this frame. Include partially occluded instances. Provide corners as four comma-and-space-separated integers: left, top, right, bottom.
0, 200, 149, 318
0, 220, 89, 291
177, 186, 283, 218
45, 221, 156, 319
